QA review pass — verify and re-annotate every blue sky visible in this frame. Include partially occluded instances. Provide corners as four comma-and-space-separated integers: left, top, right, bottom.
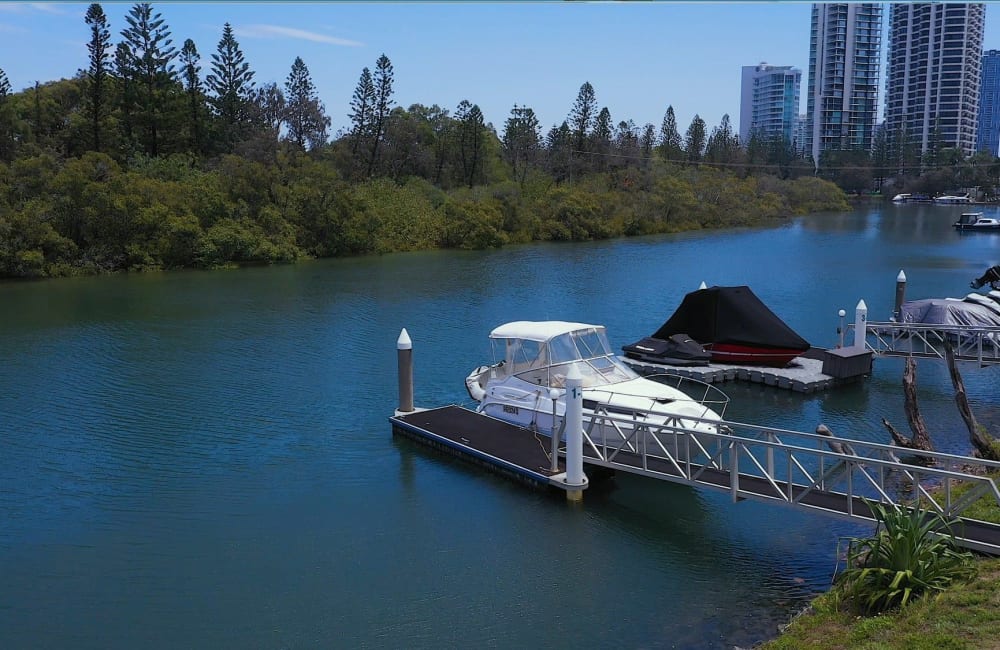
1, 2, 999, 138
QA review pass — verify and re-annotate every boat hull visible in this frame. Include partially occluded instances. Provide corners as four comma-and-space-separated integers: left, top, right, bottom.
477, 402, 725, 462
703, 343, 806, 367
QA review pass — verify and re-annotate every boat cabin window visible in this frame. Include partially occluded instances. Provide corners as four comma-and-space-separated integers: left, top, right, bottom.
493, 327, 638, 388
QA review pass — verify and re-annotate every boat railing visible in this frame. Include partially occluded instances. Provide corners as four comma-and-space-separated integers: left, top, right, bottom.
585, 373, 731, 419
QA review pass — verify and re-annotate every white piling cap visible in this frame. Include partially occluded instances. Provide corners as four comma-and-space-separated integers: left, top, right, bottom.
698, 281, 707, 290
838, 309, 846, 317
566, 363, 582, 381
397, 328, 412, 350
897, 269, 906, 282
856, 299, 868, 311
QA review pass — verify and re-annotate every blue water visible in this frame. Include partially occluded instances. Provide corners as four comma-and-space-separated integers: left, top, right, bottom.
1, 203, 998, 648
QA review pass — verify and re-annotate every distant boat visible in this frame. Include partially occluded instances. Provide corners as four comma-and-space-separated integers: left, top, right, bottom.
891, 193, 932, 203
935, 194, 972, 204
954, 212, 1000, 231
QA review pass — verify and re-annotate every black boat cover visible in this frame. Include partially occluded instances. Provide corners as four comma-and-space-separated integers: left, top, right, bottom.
650, 285, 810, 351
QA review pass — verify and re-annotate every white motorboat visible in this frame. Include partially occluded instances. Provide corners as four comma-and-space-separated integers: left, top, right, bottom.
465, 321, 730, 458
953, 212, 1000, 231
935, 194, 972, 204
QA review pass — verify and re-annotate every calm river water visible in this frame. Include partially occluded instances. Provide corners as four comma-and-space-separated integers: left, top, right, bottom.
2, 203, 999, 649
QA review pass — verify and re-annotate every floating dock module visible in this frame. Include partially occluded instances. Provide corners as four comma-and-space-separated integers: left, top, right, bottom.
390, 405, 587, 492
621, 347, 869, 394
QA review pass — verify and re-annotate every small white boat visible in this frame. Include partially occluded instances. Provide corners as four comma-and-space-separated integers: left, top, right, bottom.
891, 193, 910, 203
465, 321, 730, 459
935, 194, 972, 204
954, 212, 1000, 231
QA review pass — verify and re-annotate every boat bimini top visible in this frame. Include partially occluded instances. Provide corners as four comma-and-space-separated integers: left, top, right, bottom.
488, 320, 638, 389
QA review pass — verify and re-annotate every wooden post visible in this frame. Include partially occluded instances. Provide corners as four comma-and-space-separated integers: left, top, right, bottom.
397, 328, 414, 413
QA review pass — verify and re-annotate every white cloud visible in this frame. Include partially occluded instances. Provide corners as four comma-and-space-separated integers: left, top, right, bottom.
236, 24, 363, 47
27, 3, 67, 14
0, 3, 66, 15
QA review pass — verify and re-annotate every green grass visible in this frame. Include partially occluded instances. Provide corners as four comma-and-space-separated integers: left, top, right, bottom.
933, 473, 1000, 524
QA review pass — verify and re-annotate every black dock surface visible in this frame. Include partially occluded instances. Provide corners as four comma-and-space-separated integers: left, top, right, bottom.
391, 405, 565, 487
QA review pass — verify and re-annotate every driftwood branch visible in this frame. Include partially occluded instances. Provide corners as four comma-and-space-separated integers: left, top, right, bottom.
943, 339, 997, 459
890, 357, 934, 452
816, 424, 855, 455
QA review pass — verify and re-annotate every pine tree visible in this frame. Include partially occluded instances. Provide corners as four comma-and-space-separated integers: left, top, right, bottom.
348, 67, 374, 159
284, 56, 330, 151
179, 38, 203, 152
684, 114, 706, 162
0, 68, 12, 161
455, 100, 485, 187
568, 81, 596, 153
657, 105, 684, 161
205, 22, 255, 145
501, 104, 541, 187
84, 3, 111, 152
367, 54, 394, 177
120, 2, 178, 156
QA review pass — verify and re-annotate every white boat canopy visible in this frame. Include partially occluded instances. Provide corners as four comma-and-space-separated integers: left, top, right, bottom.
489, 321, 601, 343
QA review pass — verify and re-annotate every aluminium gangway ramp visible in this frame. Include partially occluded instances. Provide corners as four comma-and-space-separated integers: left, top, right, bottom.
391, 405, 1000, 554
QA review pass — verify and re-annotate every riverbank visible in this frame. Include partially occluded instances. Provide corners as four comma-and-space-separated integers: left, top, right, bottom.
759, 557, 1000, 650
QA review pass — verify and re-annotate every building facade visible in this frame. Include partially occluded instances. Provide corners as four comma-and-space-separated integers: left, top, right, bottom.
884, 3, 985, 159
805, 3, 883, 165
977, 49, 1000, 156
739, 63, 802, 146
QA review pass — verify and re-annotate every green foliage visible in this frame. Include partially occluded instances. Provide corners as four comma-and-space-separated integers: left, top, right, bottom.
837, 501, 976, 615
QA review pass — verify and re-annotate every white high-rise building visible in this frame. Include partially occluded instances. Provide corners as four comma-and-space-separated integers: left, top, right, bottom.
739, 62, 802, 146
884, 3, 985, 158
805, 4, 883, 165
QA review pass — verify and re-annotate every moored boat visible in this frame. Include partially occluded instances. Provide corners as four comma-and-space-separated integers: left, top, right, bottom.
954, 212, 1000, 231
466, 321, 730, 457
935, 194, 972, 205
625, 286, 811, 368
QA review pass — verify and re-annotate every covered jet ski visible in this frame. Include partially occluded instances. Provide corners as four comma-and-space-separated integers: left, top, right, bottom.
622, 333, 711, 366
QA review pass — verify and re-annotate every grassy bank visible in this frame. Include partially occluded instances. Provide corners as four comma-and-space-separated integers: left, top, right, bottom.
759, 558, 1000, 650
762, 476, 1000, 649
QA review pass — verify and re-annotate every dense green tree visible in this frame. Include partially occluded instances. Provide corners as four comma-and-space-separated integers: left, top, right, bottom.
120, 2, 178, 156
639, 123, 656, 161
684, 114, 706, 162
283, 57, 329, 151
501, 104, 540, 187
205, 22, 254, 146
657, 106, 684, 161
84, 3, 111, 153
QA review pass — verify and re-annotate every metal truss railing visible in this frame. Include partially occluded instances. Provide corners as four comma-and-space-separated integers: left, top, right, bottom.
555, 408, 1000, 552
859, 321, 1000, 365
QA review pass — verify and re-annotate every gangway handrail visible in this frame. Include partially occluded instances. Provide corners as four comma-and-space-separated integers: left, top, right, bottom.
550, 406, 1000, 552
853, 320, 1000, 365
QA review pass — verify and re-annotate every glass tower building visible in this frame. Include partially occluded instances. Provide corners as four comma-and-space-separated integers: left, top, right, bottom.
977, 49, 1000, 156
884, 3, 985, 158
805, 3, 883, 165
739, 63, 802, 147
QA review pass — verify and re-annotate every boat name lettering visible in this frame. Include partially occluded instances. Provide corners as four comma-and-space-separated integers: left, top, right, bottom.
502, 405, 519, 415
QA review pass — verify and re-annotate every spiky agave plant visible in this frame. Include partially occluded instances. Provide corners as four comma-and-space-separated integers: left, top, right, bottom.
837, 500, 977, 615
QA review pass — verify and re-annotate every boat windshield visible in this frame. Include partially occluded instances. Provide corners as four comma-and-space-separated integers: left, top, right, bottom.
491, 327, 639, 388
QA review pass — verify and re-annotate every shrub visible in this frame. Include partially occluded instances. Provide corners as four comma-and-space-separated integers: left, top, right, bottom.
837, 500, 976, 615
